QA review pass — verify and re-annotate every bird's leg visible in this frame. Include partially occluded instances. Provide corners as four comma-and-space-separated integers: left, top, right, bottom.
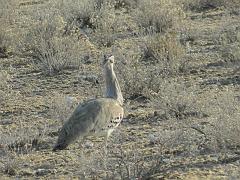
103, 129, 113, 155
77, 137, 86, 149
102, 130, 113, 170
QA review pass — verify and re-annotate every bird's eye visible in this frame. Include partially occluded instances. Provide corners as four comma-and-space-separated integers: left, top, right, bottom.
108, 56, 114, 63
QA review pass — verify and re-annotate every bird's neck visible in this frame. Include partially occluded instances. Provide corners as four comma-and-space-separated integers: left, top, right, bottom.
104, 65, 123, 106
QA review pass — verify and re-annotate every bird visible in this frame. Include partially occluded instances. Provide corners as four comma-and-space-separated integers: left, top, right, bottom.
53, 55, 124, 151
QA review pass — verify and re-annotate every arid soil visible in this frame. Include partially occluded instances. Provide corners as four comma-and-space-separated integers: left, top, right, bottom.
0, 0, 240, 179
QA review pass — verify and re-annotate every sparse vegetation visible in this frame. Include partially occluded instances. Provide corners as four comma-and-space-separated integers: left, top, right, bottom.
132, 0, 185, 34
20, 11, 85, 75
183, 0, 240, 13
48, 92, 78, 125
0, 0, 240, 178
0, 71, 13, 103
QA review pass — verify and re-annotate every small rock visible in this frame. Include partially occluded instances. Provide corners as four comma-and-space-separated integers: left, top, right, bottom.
0, 148, 7, 157
83, 55, 94, 64
20, 169, 33, 176
65, 96, 77, 107
0, 119, 13, 125
148, 134, 159, 145
78, 75, 99, 84
5, 167, 16, 176
83, 141, 94, 149
35, 169, 51, 176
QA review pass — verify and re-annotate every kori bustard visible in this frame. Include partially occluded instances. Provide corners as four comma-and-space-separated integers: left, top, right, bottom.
53, 55, 124, 151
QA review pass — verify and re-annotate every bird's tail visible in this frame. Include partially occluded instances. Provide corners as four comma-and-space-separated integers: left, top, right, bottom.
52, 129, 69, 151
52, 142, 68, 151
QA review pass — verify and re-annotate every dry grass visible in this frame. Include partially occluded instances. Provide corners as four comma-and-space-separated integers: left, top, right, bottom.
151, 80, 204, 121
132, 0, 185, 34
20, 11, 84, 75
183, 0, 240, 13
0, 71, 13, 104
0, 0, 18, 57
47, 92, 78, 125
0, 0, 240, 179
141, 33, 187, 73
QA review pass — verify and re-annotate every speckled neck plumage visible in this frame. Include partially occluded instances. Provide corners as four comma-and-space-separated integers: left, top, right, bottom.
104, 64, 123, 106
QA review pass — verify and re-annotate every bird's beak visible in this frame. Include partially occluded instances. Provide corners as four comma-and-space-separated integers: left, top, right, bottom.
108, 56, 114, 63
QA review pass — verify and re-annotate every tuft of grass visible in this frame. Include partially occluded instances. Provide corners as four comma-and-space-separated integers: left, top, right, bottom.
48, 92, 78, 125
0, 71, 13, 104
151, 80, 205, 121
2, 157, 17, 176
0, 120, 49, 154
91, 2, 139, 47
183, 0, 240, 13
221, 44, 240, 70
60, 0, 98, 31
20, 9, 85, 75
132, 0, 185, 34
115, 33, 187, 100
0, 0, 18, 57
141, 33, 187, 73
0, 29, 10, 58
201, 89, 240, 151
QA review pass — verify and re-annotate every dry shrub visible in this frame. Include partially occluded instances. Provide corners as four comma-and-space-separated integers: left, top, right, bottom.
60, 0, 184, 48
113, 40, 148, 99
112, 0, 139, 10
48, 92, 78, 125
1, 155, 18, 176
60, 0, 98, 31
217, 20, 240, 70
0, 29, 11, 58
69, 142, 160, 179
183, 0, 225, 12
60, 0, 140, 47
151, 80, 204, 121
0, 0, 18, 24
0, 0, 18, 57
118, 62, 151, 100
183, 0, 240, 13
106, 146, 153, 179
201, 89, 240, 150
20, 8, 86, 75
221, 44, 240, 69
132, 0, 185, 34
114, 33, 186, 100
141, 33, 187, 73
0, 123, 48, 176
0, 120, 49, 154
91, 2, 139, 47
114, 50, 158, 99
0, 70, 13, 104
149, 84, 240, 154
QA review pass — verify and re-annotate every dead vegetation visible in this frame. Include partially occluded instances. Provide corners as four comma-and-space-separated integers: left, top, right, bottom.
0, 0, 240, 179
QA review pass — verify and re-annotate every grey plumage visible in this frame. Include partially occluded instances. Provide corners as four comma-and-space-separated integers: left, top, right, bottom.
53, 55, 124, 151
104, 55, 124, 105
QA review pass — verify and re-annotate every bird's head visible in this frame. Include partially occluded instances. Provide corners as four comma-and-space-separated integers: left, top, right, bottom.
103, 55, 115, 67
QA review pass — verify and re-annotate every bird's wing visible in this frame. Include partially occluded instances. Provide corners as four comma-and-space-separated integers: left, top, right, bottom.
92, 98, 124, 132
53, 98, 123, 150
55, 99, 102, 147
